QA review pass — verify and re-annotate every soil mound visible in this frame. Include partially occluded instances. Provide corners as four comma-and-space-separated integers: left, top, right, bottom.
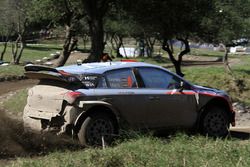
0, 110, 26, 157
0, 110, 79, 158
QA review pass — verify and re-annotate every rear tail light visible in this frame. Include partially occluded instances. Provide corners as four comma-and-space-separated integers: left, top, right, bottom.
64, 91, 84, 104
121, 59, 137, 62
58, 70, 71, 76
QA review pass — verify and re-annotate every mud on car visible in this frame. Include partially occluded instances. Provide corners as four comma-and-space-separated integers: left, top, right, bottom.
23, 61, 235, 146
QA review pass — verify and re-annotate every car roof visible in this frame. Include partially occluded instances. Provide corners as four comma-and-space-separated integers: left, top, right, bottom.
56, 61, 165, 75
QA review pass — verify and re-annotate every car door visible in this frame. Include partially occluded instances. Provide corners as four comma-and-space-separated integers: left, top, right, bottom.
137, 67, 198, 128
97, 68, 149, 128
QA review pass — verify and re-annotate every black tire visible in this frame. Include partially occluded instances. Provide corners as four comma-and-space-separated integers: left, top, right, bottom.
77, 113, 116, 146
201, 106, 229, 137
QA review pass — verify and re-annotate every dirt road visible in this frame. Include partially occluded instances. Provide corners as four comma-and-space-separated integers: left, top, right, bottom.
0, 79, 37, 95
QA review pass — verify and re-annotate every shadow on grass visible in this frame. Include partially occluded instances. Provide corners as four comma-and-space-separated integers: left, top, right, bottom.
26, 45, 61, 52
152, 55, 171, 64
191, 53, 223, 58
234, 69, 250, 75
229, 129, 250, 140
182, 60, 223, 66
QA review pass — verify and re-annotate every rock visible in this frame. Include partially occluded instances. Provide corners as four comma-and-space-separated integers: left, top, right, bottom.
43, 61, 53, 66
50, 53, 60, 59
23, 61, 33, 65
5, 76, 12, 81
42, 57, 48, 61
35, 59, 42, 63
233, 102, 247, 113
1, 63, 9, 66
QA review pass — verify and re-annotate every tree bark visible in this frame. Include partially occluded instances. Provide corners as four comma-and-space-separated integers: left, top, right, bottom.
82, 0, 112, 62
145, 37, 156, 57
54, 0, 85, 67
111, 34, 123, 58
54, 25, 78, 67
87, 17, 104, 62
15, 35, 25, 64
11, 36, 20, 64
221, 43, 233, 74
162, 38, 190, 77
0, 40, 8, 61
82, 34, 89, 50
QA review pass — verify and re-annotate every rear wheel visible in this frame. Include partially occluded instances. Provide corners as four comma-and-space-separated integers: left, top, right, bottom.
78, 113, 116, 146
201, 106, 229, 137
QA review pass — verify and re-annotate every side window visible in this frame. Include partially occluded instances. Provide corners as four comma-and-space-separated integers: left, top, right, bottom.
138, 67, 180, 89
105, 69, 138, 88
97, 76, 108, 88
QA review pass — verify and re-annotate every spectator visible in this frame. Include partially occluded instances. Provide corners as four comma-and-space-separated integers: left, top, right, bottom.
100, 53, 112, 62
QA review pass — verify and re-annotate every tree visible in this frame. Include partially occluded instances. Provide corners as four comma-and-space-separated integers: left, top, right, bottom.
199, 0, 250, 73
0, 0, 15, 61
31, 0, 115, 65
30, 0, 85, 67
105, 7, 136, 58
11, 0, 29, 64
0, 0, 30, 64
82, 0, 116, 62
123, 0, 212, 77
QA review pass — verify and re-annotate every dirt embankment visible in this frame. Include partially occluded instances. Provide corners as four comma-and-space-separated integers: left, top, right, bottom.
0, 111, 26, 157
0, 109, 79, 161
0, 80, 79, 159
0, 80, 40, 158
0, 80, 38, 95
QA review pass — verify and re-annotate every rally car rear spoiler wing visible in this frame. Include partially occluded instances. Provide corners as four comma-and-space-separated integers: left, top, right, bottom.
24, 65, 86, 87
24, 65, 59, 73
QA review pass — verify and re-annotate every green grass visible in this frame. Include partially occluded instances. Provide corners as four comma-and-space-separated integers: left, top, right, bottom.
2, 89, 28, 114
9, 134, 250, 167
0, 43, 62, 63
183, 55, 250, 104
0, 43, 62, 77
0, 65, 24, 77
190, 48, 224, 58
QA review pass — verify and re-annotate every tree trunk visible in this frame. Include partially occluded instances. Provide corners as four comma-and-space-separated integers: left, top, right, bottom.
54, 25, 77, 67
221, 43, 233, 74
162, 38, 190, 77
87, 18, 104, 62
15, 41, 24, 64
82, 0, 111, 62
138, 38, 145, 57
14, 35, 25, 64
11, 36, 20, 64
111, 34, 123, 58
0, 41, 8, 61
116, 43, 123, 58
11, 34, 26, 65
145, 37, 156, 57
82, 34, 89, 50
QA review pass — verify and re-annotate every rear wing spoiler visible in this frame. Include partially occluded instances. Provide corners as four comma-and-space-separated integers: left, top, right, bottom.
24, 65, 58, 73
24, 65, 85, 87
